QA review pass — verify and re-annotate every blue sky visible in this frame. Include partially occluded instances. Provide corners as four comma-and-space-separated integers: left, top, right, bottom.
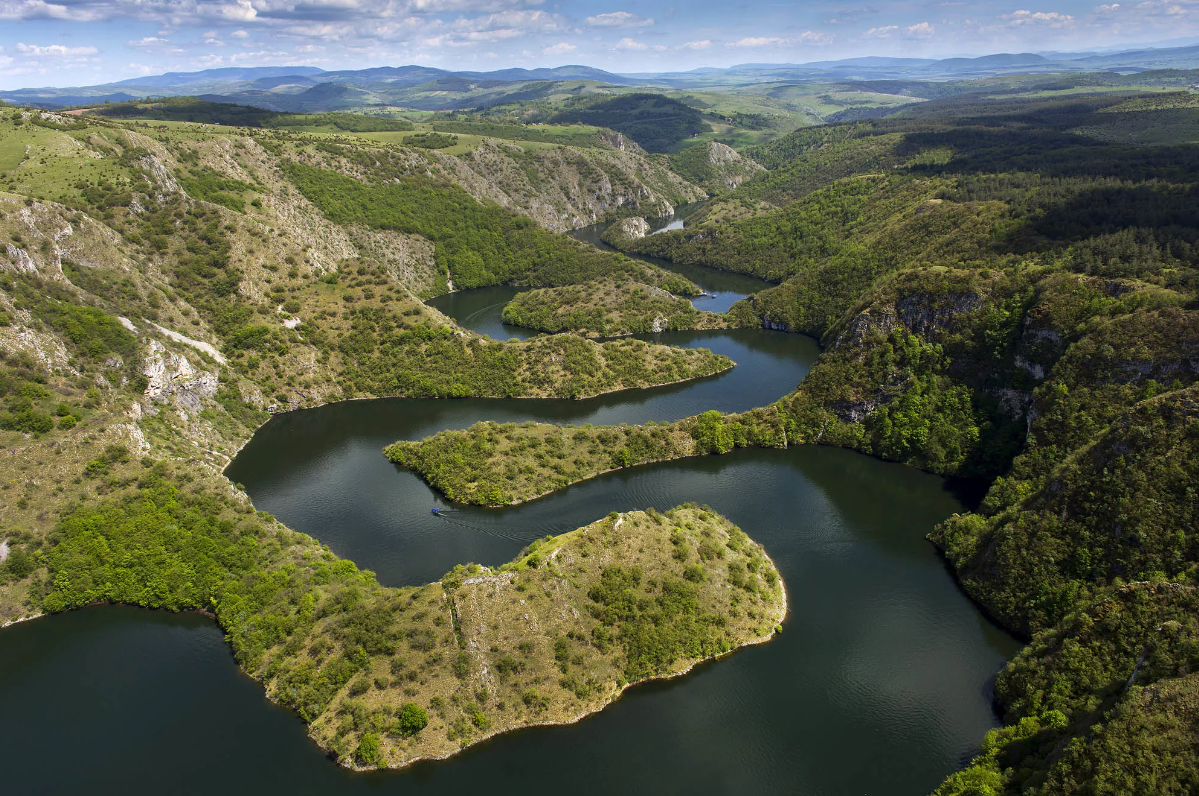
0, 0, 1197, 88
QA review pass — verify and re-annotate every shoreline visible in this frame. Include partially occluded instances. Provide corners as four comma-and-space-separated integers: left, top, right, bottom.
398, 440, 789, 509
343, 546, 789, 772
219, 360, 735, 476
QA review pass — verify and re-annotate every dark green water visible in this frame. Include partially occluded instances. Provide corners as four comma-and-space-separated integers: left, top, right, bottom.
426, 285, 534, 342
0, 324, 1019, 796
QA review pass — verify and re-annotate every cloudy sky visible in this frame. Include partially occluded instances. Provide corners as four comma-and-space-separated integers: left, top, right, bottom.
0, 0, 1197, 88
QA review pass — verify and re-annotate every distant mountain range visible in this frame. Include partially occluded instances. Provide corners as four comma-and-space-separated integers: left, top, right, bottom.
4, 42, 1199, 111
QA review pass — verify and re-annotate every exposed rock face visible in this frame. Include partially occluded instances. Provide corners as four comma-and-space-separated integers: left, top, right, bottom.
706, 142, 765, 190
671, 142, 766, 195
1014, 355, 1045, 380
895, 292, 982, 337
441, 140, 702, 232
142, 340, 219, 412
4, 244, 37, 273
139, 153, 184, 196
834, 310, 899, 349
831, 396, 882, 424
606, 216, 650, 242
150, 323, 226, 365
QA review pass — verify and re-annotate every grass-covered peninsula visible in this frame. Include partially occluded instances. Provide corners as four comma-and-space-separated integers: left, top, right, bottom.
501, 275, 729, 337
385, 407, 787, 506
26, 468, 785, 768
376, 93, 1199, 793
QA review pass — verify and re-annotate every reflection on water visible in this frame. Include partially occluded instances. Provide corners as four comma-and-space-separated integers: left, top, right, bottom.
426, 285, 533, 341
1, 439, 1018, 796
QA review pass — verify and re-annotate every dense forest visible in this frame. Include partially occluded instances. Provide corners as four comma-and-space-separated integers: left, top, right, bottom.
93, 97, 417, 131
539, 93, 712, 153
389, 90, 1199, 792
524, 92, 1199, 793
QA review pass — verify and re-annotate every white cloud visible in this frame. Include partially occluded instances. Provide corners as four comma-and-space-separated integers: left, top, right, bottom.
585, 11, 653, 28
1005, 9, 1075, 26
679, 39, 711, 50
411, 8, 562, 47
864, 25, 899, 38
0, 0, 106, 22
732, 36, 789, 47
542, 41, 576, 55
906, 21, 935, 37
127, 36, 169, 48
729, 33, 831, 47
231, 29, 250, 39
613, 37, 647, 50
0, 55, 13, 67
15, 43, 99, 56
409, 0, 546, 11
215, 1, 257, 22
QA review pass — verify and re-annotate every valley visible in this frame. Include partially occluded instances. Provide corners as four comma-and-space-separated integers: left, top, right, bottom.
1, 55, 1197, 796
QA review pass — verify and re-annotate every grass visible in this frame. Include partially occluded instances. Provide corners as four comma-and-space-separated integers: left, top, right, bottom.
0, 136, 26, 172
385, 407, 787, 506
303, 504, 787, 769
0, 109, 783, 772
500, 275, 727, 337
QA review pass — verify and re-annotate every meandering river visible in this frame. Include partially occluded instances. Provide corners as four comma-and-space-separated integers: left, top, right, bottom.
0, 209, 1019, 794
0, 318, 1018, 796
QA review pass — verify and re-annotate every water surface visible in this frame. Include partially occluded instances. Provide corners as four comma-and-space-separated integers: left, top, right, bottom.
426, 285, 534, 342
0, 316, 1017, 796
2, 444, 1016, 796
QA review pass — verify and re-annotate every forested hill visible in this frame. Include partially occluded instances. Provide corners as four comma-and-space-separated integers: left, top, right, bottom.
539, 93, 712, 153
589, 90, 1199, 794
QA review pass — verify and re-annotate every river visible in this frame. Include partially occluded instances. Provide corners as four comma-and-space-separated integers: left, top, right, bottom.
425, 207, 774, 329
0, 313, 1018, 795
569, 205, 772, 314
0, 207, 1017, 795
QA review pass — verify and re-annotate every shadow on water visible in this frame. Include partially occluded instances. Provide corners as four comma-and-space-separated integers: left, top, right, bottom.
1, 438, 1021, 796
426, 204, 775, 338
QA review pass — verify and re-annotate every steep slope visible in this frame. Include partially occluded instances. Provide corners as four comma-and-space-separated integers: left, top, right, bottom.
381, 92, 1199, 795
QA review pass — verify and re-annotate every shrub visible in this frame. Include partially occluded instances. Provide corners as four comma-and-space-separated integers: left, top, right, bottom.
394, 703, 428, 737
354, 732, 382, 767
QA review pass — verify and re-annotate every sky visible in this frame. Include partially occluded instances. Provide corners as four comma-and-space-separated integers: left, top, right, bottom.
0, 0, 1198, 88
